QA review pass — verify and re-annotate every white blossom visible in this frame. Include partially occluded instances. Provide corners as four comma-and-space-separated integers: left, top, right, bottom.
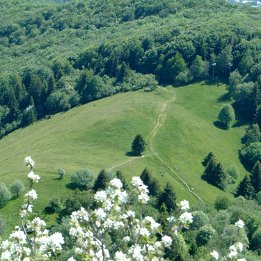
25, 189, 38, 200
24, 156, 35, 168
228, 249, 238, 259
139, 227, 150, 237
229, 242, 244, 253
94, 190, 107, 202
110, 178, 123, 189
161, 235, 172, 247
179, 212, 193, 224
210, 250, 219, 260
235, 219, 245, 229
95, 208, 107, 221
180, 200, 190, 210
68, 257, 77, 261
115, 251, 131, 261
167, 216, 176, 223
27, 171, 40, 183
131, 176, 144, 187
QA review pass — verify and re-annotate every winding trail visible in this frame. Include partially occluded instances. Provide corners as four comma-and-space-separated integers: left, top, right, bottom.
108, 87, 204, 203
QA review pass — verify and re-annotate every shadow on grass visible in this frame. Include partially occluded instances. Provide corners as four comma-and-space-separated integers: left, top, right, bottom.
218, 92, 231, 103
65, 183, 78, 190
125, 151, 140, 157
52, 177, 63, 181
213, 121, 228, 130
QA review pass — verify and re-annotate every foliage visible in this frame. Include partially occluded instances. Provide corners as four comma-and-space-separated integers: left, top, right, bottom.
226, 165, 239, 184
251, 161, 261, 193
45, 198, 63, 214
196, 225, 216, 246
190, 211, 209, 230
250, 229, 261, 255
239, 142, 261, 170
214, 196, 232, 211
0, 217, 6, 236
70, 169, 93, 190
242, 124, 260, 146
0, 0, 259, 137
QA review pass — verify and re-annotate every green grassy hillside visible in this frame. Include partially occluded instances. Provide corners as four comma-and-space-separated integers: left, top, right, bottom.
0, 83, 245, 234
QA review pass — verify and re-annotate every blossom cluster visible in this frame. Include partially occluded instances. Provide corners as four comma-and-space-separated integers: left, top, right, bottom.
69, 177, 172, 260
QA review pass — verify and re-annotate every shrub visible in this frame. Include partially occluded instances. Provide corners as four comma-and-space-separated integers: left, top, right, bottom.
10, 179, 25, 198
0, 183, 11, 208
214, 196, 231, 210
190, 211, 209, 230
196, 225, 216, 246
217, 104, 235, 129
71, 169, 93, 189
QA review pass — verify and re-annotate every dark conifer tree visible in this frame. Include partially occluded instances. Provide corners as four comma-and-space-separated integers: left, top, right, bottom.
157, 203, 169, 233
236, 175, 255, 199
131, 134, 146, 156
251, 161, 261, 193
140, 168, 151, 186
212, 162, 227, 190
115, 170, 128, 190
140, 168, 161, 196
202, 152, 215, 167
157, 183, 176, 212
149, 178, 161, 197
202, 156, 217, 183
93, 170, 110, 192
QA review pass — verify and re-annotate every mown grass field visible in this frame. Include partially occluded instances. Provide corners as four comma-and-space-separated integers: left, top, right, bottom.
0, 82, 246, 235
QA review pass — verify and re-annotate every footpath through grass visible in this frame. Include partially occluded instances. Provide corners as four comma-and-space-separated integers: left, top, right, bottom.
0, 83, 245, 235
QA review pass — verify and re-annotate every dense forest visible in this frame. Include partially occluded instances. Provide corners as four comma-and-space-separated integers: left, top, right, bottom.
0, 0, 260, 137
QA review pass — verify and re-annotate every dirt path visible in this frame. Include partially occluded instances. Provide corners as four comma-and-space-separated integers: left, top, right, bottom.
108, 87, 204, 203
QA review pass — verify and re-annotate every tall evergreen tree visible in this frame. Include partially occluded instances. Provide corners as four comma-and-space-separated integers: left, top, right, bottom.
140, 168, 161, 197
93, 170, 110, 192
131, 134, 146, 156
140, 168, 151, 185
157, 183, 176, 212
203, 156, 218, 183
203, 156, 226, 189
251, 161, 261, 193
236, 175, 255, 199
115, 170, 128, 190
157, 204, 169, 233
202, 152, 215, 167
212, 162, 227, 190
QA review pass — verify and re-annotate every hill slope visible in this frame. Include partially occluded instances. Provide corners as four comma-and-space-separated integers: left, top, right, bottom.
0, 83, 245, 233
